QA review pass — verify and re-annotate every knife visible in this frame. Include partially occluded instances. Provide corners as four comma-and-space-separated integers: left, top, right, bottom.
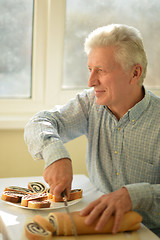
61, 190, 78, 239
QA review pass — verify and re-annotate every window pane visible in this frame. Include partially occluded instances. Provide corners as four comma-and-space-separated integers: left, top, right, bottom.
62, 0, 160, 90
0, 0, 33, 98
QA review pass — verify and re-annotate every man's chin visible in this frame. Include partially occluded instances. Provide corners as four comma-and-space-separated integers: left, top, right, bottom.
96, 98, 107, 106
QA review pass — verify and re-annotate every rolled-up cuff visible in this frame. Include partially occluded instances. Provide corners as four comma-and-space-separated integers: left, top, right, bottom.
42, 141, 71, 169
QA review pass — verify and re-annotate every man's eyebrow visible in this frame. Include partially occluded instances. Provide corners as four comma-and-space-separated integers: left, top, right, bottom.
95, 65, 103, 68
88, 65, 103, 68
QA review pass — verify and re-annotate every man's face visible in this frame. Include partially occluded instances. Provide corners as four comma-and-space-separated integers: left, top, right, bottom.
88, 47, 132, 109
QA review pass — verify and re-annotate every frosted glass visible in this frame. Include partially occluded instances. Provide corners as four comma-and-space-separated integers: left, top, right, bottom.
0, 0, 33, 98
62, 0, 160, 90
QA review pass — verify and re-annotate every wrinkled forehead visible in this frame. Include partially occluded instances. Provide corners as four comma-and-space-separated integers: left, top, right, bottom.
87, 46, 117, 68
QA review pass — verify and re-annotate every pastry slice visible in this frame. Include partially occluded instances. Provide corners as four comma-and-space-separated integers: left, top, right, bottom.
50, 189, 83, 202
25, 222, 52, 240
4, 186, 33, 194
21, 193, 48, 207
33, 215, 56, 234
1, 191, 27, 203
28, 182, 47, 194
28, 200, 51, 209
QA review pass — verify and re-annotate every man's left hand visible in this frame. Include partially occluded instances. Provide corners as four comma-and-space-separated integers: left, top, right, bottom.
80, 187, 132, 234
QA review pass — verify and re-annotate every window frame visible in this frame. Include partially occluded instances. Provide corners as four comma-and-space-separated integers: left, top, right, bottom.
0, 0, 78, 129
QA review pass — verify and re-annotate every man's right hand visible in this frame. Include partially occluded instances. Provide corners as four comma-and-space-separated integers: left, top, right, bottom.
43, 158, 73, 199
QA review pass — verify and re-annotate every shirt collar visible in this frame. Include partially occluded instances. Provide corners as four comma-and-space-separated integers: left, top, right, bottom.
128, 87, 150, 124
104, 87, 151, 124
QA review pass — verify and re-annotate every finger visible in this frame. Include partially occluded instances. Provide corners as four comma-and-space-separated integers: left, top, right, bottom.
84, 202, 107, 226
49, 183, 55, 195
54, 183, 66, 198
95, 206, 114, 231
43, 170, 51, 185
54, 181, 72, 199
66, 187, 71, 199
112, 210, 123, 234
80, 199, 99, 216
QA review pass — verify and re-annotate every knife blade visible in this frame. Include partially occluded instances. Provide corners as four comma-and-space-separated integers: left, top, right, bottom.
61, 190, 78, 239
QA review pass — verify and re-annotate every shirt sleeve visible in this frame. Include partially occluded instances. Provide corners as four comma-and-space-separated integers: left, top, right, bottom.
24, 89, 94, 168
124, 182, 160, 229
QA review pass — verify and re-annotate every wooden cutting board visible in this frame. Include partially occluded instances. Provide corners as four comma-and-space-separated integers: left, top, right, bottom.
51, 231, 140, 240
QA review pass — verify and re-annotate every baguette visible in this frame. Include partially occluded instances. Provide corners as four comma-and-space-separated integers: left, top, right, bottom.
47, 211, 142, 236
25, 222, 52, 240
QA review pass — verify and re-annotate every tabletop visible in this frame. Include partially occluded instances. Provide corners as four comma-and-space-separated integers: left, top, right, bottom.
0, 175, 159, 240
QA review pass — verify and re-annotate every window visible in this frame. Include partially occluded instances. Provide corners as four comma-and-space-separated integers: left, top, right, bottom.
0, 0, 78, 129
0, 0, 33, 98
0, 0, 160, 129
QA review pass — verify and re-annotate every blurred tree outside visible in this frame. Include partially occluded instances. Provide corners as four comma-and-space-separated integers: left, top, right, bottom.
62, 0, 160, 91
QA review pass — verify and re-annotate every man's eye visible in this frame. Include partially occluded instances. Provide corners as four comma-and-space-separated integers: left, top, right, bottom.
88, 68, 103, 73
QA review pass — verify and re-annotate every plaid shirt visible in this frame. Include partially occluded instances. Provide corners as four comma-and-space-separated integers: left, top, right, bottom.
24, 87, 160, 235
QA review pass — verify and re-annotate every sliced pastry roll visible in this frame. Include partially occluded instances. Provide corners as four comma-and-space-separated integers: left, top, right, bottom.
25, 211, 142, 239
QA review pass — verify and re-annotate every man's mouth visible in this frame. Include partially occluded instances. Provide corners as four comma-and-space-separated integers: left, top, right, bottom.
95, 90, 105, 96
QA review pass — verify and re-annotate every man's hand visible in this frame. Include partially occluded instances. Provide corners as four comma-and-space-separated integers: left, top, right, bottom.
80, 187, 132, 234
43, 158, 73, 199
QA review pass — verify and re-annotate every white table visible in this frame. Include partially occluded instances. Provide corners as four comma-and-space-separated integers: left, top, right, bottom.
0, 175, 159, 240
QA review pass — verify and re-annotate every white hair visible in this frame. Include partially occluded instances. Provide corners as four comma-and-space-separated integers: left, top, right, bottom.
84, 24, 147, 85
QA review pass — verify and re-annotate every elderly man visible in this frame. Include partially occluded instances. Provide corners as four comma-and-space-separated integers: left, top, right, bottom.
24, 24, 160, 237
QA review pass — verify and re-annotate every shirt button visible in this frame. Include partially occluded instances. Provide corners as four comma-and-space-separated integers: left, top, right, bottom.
114, 150, 118, 154
132, 119, 135, 123
116, 172, 119, 176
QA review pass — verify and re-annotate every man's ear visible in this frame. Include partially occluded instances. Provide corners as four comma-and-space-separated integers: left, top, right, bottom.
130, 64, 143, 85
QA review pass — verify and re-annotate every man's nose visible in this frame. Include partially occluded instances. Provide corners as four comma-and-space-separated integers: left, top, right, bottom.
88, 71, 99, 87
